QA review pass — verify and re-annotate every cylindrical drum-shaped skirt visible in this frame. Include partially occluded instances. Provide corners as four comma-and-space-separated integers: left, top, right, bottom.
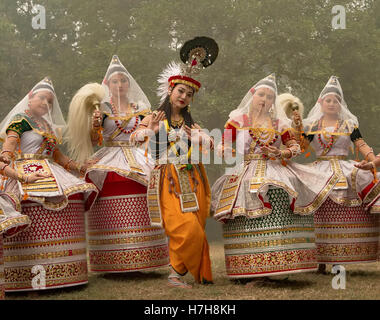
223, 188, 317, 278
3, 194, 87, 291
314, 198, 380, 264
87, 172, 169, 272
0, 236, 4, 300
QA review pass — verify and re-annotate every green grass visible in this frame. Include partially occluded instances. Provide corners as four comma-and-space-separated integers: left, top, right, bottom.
5, 242, 380, 300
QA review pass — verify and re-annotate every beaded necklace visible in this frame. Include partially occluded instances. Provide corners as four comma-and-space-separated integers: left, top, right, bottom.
25, 109, 57, 155
110, 98, 140, 135
317, 118, 340, 153
249, 118, 278, 147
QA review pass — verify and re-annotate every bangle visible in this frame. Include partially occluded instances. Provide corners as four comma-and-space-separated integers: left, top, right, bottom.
364, 149, 374, 159
283, 149, 291, 159
1, 150, 14, 158
79, 164, 87, 176
357, 142, 366, 149
0, 163, 9, 175
7, 134, 19, 140
64, 159, 74, 171
17, 172, 26, 183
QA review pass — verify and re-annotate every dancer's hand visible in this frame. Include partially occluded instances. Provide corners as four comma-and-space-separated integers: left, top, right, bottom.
355, 160, 375, 171
0, 155, 11, 164
27, 172, 51, 183
148, 111, 166, 133
92, 110, 102, 128
183, 124, 202, 144
81, 158, 99, 175
292, 110, 302, 127
261, 145, 281, 158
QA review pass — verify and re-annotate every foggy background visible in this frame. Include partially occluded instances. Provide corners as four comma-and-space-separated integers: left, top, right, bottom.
1, 0, 379, 241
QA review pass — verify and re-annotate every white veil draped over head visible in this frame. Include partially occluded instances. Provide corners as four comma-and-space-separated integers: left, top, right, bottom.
0, 77, 66, 142
227, 73, 291, 131
101, 55, 151, 113
303, 76, 358, 134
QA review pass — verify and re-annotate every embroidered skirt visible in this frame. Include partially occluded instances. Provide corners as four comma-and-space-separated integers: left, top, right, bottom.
3, 195, 88, 291
314, 198, 380, 264
87, 173, 169, 272
0, 236, 4, 300
223, 188, 317, 278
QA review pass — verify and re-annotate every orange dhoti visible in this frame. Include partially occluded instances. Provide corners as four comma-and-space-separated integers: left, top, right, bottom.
157, 164, 212, 283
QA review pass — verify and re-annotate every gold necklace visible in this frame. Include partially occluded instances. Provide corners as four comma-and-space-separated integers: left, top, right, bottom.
171, 115, 184, 128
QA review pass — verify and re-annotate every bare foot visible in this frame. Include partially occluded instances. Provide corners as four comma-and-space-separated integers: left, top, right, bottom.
168, 277, 192, 289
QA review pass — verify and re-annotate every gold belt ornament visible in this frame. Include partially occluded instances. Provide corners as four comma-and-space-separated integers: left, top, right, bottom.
316, 155, 347, 161
16, 153, 53, 161
244, 153, 267, 162
173, 164, 199, 213
105, 140, 133, 147
105, 140, 144, 174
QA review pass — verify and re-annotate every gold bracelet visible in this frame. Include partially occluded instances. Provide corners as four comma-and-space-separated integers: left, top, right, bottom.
79, 164, 87, 176
64, 159, 74, 171
17, 172, 26, 183
0, 163, 9, 175
277, 150, 287, 159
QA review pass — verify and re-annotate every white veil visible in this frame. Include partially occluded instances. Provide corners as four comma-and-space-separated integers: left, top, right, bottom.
227, 73, 291, 131
0, 77, 66, 142
303, 76, 358, 134
101, 55, 151, 114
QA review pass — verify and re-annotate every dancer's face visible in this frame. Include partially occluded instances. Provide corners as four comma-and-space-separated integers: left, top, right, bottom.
169, 84, 194, 109
28, 90, 54, 117
108, 73, 129, 100
251, 87, 275, 115
321, 94, 341, 117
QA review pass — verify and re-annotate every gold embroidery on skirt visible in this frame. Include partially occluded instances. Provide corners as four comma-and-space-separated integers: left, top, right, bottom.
147, 168, 163, 226
14, 159, 61, 196
329, 159, 348, 190
215, 166, 248, 216
121, 146, 144, 174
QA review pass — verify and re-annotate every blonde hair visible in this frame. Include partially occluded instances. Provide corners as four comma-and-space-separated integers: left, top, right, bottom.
64, 83, 105, 163
276, 93, 304, 120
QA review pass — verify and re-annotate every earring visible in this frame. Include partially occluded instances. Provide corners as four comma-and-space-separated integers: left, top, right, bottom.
187, 105, 191, 113
269, 104, 275, 120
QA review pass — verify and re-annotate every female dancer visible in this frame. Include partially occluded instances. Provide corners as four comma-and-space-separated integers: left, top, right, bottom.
212, 74, 339, 281
133, 37, 218, 288
0, 77, 98, 291
0, 157, 47, 298
0, 153, 48, 298
66, 55, 169, 273
300, 76, 380, 271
